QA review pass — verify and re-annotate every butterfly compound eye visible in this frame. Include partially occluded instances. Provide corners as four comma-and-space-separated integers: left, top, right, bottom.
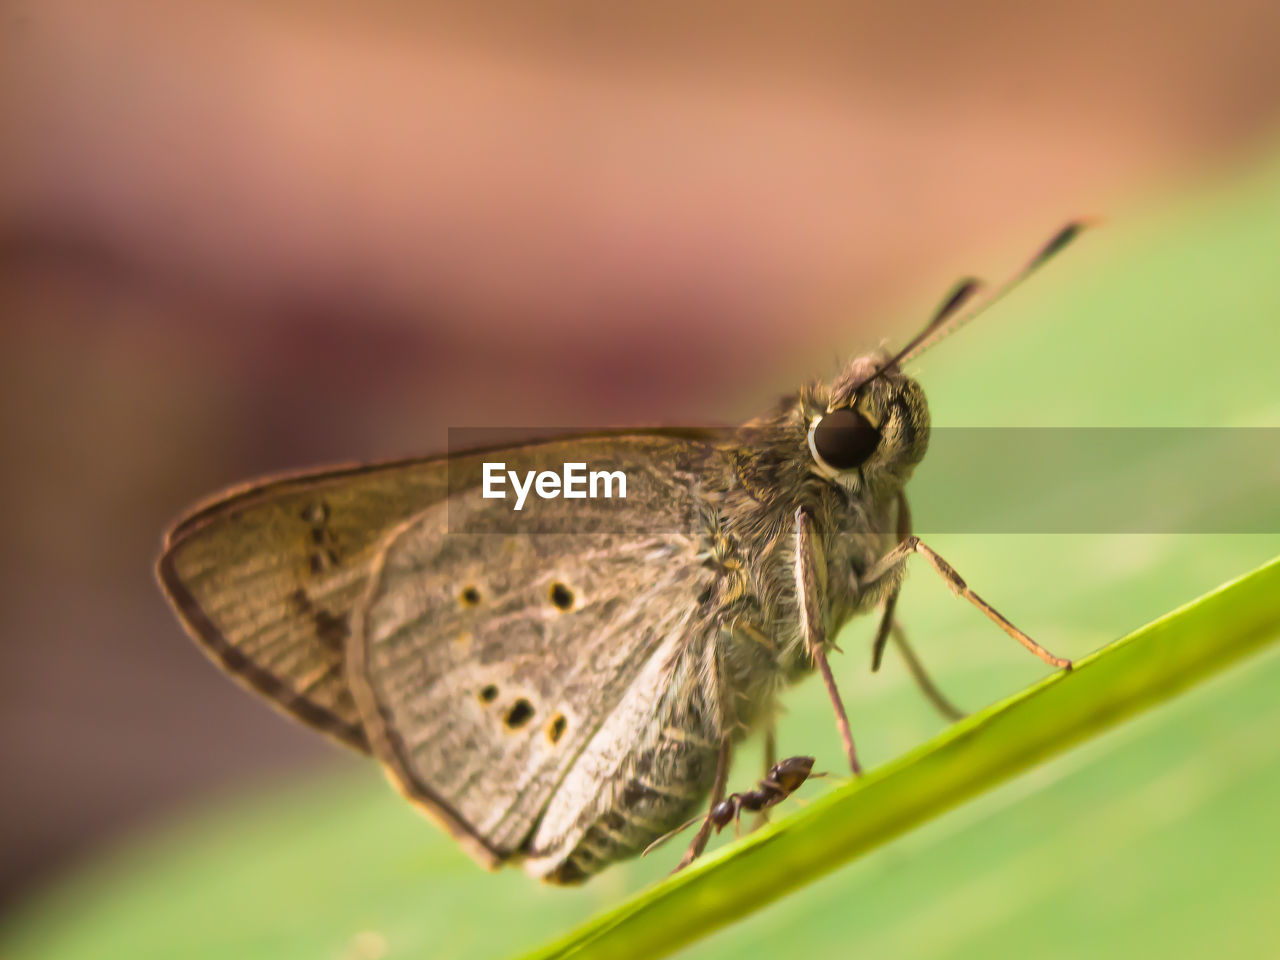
810, 408, 881, 471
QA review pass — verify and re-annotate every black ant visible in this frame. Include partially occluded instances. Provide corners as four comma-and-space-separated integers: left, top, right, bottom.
644, 756, 822, 862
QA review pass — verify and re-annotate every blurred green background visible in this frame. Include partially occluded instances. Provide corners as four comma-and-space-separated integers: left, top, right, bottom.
2, 2, 1279, 959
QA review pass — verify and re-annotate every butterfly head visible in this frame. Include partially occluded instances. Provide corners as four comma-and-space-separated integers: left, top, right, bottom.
801, 353, 930, 493
800, 221, 1087, 494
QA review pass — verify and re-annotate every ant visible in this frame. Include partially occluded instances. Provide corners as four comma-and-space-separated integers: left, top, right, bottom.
644, 756, 823, 862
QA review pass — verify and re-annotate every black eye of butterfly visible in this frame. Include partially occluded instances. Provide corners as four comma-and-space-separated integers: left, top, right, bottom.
811, 408, 880, 471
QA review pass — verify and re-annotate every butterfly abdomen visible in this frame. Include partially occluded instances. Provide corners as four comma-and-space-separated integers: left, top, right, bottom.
541, 731, 718, 884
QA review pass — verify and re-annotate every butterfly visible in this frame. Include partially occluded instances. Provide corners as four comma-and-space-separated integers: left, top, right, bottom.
157, 224, 1079, 883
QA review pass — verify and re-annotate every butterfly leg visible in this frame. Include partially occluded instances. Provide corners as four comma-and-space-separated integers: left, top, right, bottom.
870, 586, 899, 672
750, 726, 777, 831
762, 725, 777, 774
890, 622, 965, 721
870, 492, 965, 722
675, 737, 732, 871
870, 490, 913, 672
795, 508, 862, 775
861, 537, 1072, 669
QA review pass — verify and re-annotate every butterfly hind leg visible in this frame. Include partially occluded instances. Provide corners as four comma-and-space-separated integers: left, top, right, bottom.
749, 725, 776, 832
889, 622, 965, 721
674, 737, 732, 871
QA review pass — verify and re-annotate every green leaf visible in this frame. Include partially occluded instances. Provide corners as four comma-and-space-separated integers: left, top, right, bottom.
522, 556, 1280, 960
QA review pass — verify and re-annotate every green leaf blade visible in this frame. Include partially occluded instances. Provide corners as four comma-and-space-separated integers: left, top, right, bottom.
523, 555, 1280, 960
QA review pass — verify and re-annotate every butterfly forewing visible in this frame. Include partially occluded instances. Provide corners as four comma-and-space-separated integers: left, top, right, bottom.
157, 459, 457, 751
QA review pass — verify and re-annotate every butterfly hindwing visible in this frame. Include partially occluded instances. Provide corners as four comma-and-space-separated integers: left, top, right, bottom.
348, 436, 724, 867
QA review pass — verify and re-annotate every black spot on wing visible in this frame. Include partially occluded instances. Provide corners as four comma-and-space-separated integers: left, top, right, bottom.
549, 582, 574, 611
504, 698, 535, 729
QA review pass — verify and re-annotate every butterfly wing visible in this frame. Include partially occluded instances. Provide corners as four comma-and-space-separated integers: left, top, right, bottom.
156, 430, 727, 755
157, 458, 464, 751
348, 435, 727, 869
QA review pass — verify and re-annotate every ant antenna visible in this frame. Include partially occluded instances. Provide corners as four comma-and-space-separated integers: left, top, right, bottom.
642, 814, 705, 858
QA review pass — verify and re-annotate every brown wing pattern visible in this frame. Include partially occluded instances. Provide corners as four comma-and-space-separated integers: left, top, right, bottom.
348, 439, 722, 866
156, 431, 727, 758
157, 458, 454, 751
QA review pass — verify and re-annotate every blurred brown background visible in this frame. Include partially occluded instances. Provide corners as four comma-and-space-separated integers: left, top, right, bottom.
3, 0, 1280, 911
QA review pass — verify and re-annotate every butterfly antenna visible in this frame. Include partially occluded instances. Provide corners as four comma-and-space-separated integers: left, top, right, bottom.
843, 276, 981, 399
884, 276, 984, 372
853, 221, 1088, 394
641, 813, 706, 857
896, 220, 1088, 366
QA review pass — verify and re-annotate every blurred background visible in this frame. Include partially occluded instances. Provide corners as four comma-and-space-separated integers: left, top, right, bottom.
2, 1, 1279, 958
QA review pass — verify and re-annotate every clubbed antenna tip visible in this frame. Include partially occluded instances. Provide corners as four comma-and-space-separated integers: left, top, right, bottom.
1031, 220, 1090, 270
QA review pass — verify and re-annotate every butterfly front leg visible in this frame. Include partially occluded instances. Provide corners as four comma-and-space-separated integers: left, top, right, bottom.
794, 507, 862, 775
